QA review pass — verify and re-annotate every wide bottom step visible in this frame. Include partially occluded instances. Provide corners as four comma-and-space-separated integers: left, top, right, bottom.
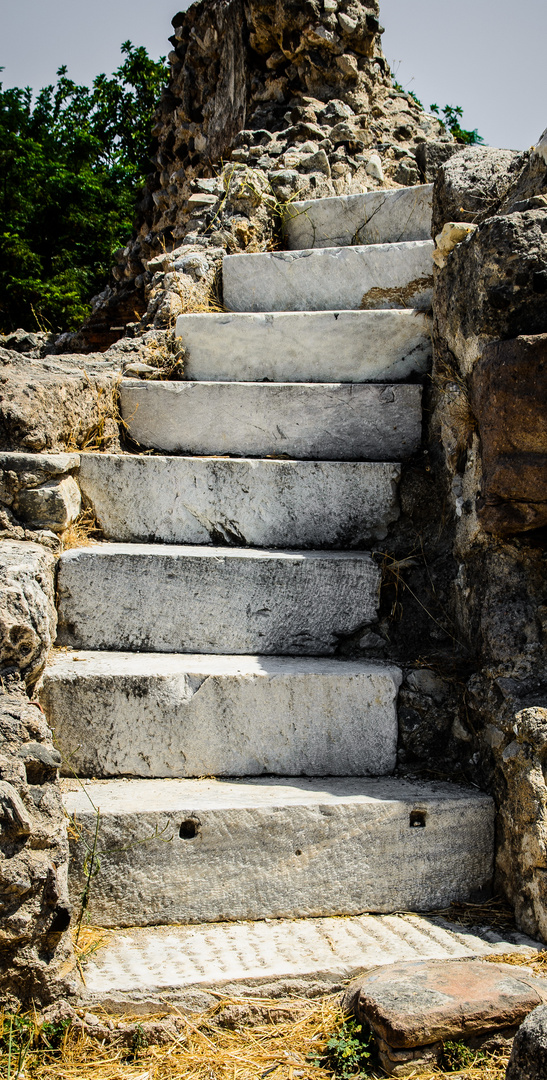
75, 912, 541, 1014
64, 776, 494, 927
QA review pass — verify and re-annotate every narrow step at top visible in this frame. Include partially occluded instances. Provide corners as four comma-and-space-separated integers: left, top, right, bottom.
56, 544, 381, 656
284, 184, 433, 250
120, 381, 422, 460
79, 455, 401, 548
223, 240, 434, 313
74, 913, 542, 1013
63, 775, 494, 927
175, 309, 432, 383
41, 652, 401, 778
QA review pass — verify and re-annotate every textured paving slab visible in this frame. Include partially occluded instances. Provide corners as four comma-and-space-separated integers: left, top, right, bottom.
222, 240, 434, 313
120, 381, 422, 460
76, 913, 542, 1013
63, 776, 494, 927
284, 185, 433, 250
56, 544, 381, 655
41, 653, 401, 778
175, 309, 432, 383
78, 455, 400, 547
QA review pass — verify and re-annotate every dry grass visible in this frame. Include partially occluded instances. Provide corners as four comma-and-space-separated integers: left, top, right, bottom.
0, 993, 516, 1080
60, 508, 103, 550
484, 949, 547, 975
428, 896, 517, 931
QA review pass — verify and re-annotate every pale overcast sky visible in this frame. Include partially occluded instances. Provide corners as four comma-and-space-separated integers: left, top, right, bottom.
1, 0, 545, 151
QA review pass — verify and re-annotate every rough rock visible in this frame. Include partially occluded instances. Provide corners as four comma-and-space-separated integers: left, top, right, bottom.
0, 452, 81, 534
0, 540, 57, 687
0, 676, 74, 1008
0, 351, 122, 452
506, 1004, 547, 1080
471, 335, 547, 534
63, 776, 494, 926
431, 146, 522, 235
56, 543, 381, 656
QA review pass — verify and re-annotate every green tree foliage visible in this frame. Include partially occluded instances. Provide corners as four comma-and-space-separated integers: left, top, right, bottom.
0, 43, 167, 332
430, 103, 484, 145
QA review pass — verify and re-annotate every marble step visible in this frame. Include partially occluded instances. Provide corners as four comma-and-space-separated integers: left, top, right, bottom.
284, 184, 433, 250
41, 653, 401, 778
78, 454, 400, 547
175, 309, 432, 382
63, 776, 494, 928
222, 239, 434, 313
56, 544, 381, 655
74, 913, 542, 1014
120, 380, 422, 459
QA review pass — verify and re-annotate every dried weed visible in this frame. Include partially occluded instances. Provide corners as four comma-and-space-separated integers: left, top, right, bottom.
60, 508, 103, 550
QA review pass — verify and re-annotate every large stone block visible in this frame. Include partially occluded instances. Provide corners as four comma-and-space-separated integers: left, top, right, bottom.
56, 544, 381, 655
506, 1005, 547, 1080
120, 381, 422, 460
63, 776, 494, 926
175, 309, 432, 382
284, 185, 433, 250
41, 653, 401, 777
222, 241, 434, 313
79, 454, 400, 547
471, 335, 547, 534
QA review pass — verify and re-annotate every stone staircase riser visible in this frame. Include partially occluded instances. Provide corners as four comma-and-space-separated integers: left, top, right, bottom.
223, 240, 434, 313
56, 545, 381, 655
79, 455, 400, 547
175, 309, 432, 383
284, 184, 433, 250
41, 653, 401, 778
63, 777, 494, 926
120, 381, 422, 459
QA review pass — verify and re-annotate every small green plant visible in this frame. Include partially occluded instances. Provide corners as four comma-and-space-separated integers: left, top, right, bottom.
1, 1014, 33, 1080
310, 1017, 374, 1078
392, 80, 423, 109
126, 1023, 148, 1062
40, 1017, 72, 1051
430, 103, 484, 145
441, 1039, 488, 1070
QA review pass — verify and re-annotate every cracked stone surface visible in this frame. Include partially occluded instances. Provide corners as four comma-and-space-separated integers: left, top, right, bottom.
176, 309, 432, 383
78, 454, 401, 547
222, 240, 434, 313
40, 652, 401, 778
119, 380, 422, 460
56, 543, 381, 655
284, 184, 433, 249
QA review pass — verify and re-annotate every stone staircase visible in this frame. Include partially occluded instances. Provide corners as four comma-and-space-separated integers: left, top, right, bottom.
39, 182, 521, 1011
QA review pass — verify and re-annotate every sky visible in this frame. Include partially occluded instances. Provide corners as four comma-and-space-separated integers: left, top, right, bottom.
1, 0, 545, 151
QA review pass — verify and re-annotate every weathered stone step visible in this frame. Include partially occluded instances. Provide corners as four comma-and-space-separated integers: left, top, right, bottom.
56, 544, 380, 655
63, 776, 494, 927
120, 381, 422, 459
175, 309, 432, 382
284, 184, 433, 250
223, 240, 434, 313
41, 653, 401, 778
74, 913, 541, 1014
78, 454, 400, 547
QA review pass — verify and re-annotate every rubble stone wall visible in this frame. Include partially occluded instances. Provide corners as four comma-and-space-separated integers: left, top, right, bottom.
431, 141, 547, 939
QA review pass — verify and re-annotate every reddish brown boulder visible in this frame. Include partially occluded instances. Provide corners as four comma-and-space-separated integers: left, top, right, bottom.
471, 334, 547, 535
351, 958, 547, 1076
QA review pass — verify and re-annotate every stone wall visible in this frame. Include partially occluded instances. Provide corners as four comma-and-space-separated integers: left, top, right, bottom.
0, 543, 75, 1007
70, 0, 450, 349
430, 140, 547, 939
